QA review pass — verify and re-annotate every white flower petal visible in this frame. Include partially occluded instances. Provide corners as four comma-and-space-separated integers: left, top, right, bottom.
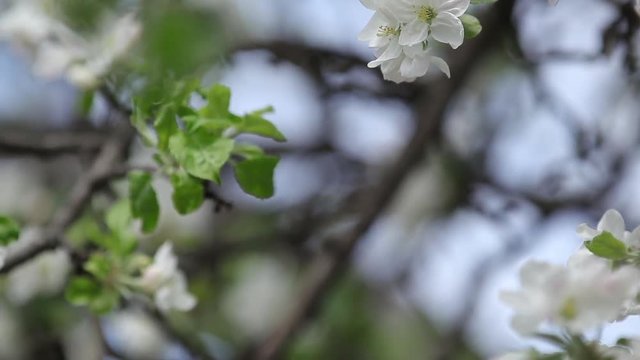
358, 11, 387, 42
598, 209, 626, 239
576, 223, 599, 241
398, 19, 429, 46
430, 56, 450, 78
368, 39, 402, 67
439, 0, 470, 17
359, 0, 376, 10
430, 12, 464, 49
400, 56, 430, 78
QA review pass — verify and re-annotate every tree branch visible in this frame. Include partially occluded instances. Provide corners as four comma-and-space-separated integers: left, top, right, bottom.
0, 128, 106, 157
246, 2, 517, 359
0, 124, 134, 273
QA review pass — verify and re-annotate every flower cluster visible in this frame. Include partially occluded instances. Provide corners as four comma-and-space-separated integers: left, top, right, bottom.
138, 242, 197, 312
358, 0, 471, 82
497, 210, 640, 359
0, 1, 140, 88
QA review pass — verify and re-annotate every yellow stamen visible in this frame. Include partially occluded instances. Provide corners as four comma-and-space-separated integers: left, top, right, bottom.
416, 6, 438, 23
377, 25, 401, 37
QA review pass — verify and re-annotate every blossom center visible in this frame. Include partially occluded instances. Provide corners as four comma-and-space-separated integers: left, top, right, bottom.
560, 297, 578, 320
377, 25, 400, 37
416, 6, 438, 23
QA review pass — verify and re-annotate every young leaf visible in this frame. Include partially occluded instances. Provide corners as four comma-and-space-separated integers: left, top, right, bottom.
169, 131, 234, 183
66, 276, 120, 314
584, 231, 628, 260
131, 104, 156, 147
77, 90, 94, 117
461, 14, 482, 39
200, 84, 231, 118
66, 276, 101, 305
84, 254, 112, 280
129, 172, 160, 233
106, 199, 132, 234
154, 104, 178, 151
171, 171, 205, 215
233, 143, 265, 160
89, 287, 120, 314
242, 111, 287, 142
0, 215, 20, 245
233, 155, 279, 199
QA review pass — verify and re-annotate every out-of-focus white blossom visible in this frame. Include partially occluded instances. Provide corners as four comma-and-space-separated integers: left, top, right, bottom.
67, 14, 141, 88
139, 242, 197, 312
577, 209, 640, 250
0, 1, 140, 88
0, 306, 25, 359
6, 247, 71, 304
106, 311, 168, 359
222, 258, 293, 339
501, 250, 640, 335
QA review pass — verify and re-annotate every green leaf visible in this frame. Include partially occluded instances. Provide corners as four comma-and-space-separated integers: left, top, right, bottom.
242, 109, 287, 142
154, 104, 178, 151
182, 115, 237, 134
106, 199, 132, 234
470, 0, 497, 4
84, 254, 112, 280
129, 172, 160, 233
233, 143, 265, 160
66, 216, 108, 247
461, 14, 482, 39
77, 90, 94, 117
171, 170, 205, 215
89, 287, 120, 314
0, 216, 20, 245
200, 84, 231, 118
584, 231, 628, 260
169, 131, 234, 183
131, 104, 156, 147
171, 79, 200, 106
66, 277, 101, 305
233, 155, 279, 199
66, 275, 120, 314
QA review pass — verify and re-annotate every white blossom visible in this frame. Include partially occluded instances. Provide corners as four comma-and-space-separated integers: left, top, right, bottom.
6, 249, 71, 304
358, 0, 451, 82
67, 14, 141, 88
0, 1, 140, 88
140, 242, 197, 312
577, 209, 640, 251
394, 0, 470, 49
370, 44, 450, 82
501, 251, 640, 335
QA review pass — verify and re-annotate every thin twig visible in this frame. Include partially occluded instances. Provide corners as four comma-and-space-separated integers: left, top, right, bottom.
0, 129, 106, 157
99, 85, 133, 117
0, 125, 134, 273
